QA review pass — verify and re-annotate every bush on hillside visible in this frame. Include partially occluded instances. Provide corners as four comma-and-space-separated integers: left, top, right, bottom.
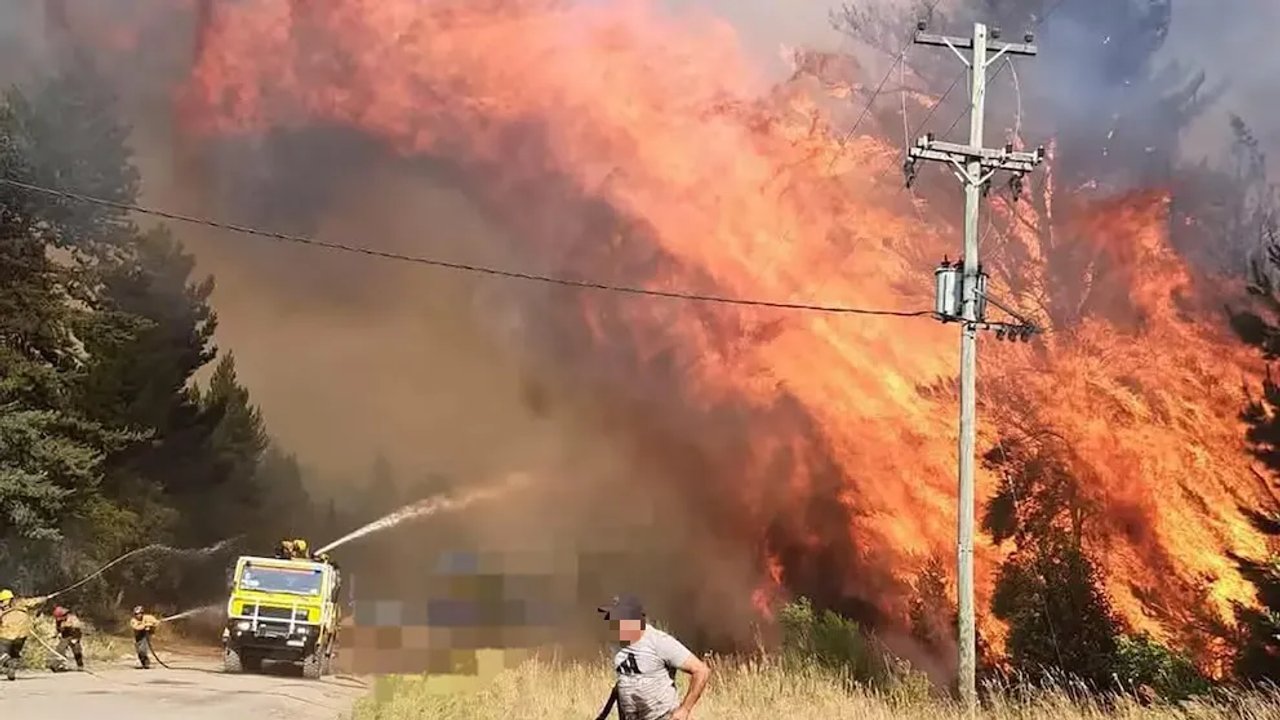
777, 596, 931, 701
1111, 633, 1211, 702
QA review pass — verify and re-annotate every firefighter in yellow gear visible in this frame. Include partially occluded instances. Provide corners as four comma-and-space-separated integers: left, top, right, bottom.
0, 589, 48, 681
274, 538, 311, 560
129, 605, 160, 669
49, 606, 85, 672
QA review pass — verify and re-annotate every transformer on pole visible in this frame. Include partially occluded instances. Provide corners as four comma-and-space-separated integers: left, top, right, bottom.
909, 19, 1045, 709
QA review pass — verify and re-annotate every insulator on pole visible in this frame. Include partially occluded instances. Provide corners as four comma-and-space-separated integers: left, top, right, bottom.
973, 270, 989, 322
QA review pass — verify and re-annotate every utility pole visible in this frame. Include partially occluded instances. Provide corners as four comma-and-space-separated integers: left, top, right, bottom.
905, 20, 1044, 709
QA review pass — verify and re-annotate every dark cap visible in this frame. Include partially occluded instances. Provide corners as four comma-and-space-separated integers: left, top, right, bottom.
597, 594, 645, 621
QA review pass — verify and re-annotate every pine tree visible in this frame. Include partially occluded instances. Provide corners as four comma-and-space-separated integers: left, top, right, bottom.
183, 353, 269, 544
364, 452, 400, 520
1229, 265, 1280, 683
907, 555, 951, 651
0, 55, 323, 612
78, 226, 217, 431
250, 444, 314, 547
0, 68, 143, 594
156, 352, 272, 549
982, 438, 1125, 686
1219, 117, 1280, 684
322, 498, 341, 541
0, 52, 139, 259
1233, 552, 1280, 683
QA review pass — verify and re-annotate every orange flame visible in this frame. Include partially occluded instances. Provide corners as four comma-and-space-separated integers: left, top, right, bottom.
158, 0, 1275, 666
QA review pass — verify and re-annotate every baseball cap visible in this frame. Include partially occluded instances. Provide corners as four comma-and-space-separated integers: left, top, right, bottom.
597, 594, 645, 620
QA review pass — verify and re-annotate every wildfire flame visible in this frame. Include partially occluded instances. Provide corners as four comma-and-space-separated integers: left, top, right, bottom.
55, 0, 1277, 669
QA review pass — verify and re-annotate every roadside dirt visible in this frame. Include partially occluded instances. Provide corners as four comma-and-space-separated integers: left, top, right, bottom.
0, 646, 368, 719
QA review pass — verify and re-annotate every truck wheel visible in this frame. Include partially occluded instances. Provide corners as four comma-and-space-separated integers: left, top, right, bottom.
223, 647, 243, 673
301, 648, 323, 680
243, 652, 264, 673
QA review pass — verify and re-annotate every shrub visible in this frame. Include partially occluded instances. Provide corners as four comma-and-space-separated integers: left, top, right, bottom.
1111, 633, 1211, 702
777, 596, 931, 702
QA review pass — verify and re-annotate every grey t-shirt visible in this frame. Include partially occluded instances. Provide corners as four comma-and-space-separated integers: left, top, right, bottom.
611, 627, 694, 720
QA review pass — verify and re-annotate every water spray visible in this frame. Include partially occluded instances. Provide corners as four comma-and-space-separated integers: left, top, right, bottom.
315, 473, 531, 555
45, 536, 242, 601
159, 605, 222, 623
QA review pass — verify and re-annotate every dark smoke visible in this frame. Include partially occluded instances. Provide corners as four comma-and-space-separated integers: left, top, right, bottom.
2, 0, 1278, 676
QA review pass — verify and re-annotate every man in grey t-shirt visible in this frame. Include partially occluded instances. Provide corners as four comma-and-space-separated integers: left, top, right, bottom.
596, 595, 711, 720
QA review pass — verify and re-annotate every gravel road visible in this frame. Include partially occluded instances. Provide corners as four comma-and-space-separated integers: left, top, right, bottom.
0, 651, 367, 719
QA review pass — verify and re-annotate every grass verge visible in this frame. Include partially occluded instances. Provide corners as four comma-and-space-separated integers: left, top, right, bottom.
350, 654, 1280, 720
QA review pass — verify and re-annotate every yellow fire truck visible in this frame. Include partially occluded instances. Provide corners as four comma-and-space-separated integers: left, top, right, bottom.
221, 553, 341, 679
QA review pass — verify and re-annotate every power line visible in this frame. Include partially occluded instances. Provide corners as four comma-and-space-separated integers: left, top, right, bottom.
898, 70, 965, 167
931, 0, 1073, 143
0, 176, 932, 318
829, 0, 944, 168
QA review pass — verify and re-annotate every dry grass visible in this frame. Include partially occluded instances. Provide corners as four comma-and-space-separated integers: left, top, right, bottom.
351, 654, 1280, 720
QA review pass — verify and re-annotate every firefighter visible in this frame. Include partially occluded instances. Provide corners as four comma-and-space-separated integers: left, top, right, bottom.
129, 605, 160, 669
274, 538, 310, 560
0, 589, 48, 681
49, 606, 85, 672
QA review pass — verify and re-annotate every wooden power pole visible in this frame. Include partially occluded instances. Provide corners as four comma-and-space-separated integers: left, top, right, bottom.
905, 20, 1044, 709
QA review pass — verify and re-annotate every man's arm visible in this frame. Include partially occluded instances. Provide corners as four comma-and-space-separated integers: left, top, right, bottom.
671, 654, 711, 718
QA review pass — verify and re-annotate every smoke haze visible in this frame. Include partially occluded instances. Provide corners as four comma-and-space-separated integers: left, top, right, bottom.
4, 2, 1277, 470
1, 0, 1278, 672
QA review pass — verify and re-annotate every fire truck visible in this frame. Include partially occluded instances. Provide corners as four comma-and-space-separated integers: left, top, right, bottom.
221, 545, 341, 679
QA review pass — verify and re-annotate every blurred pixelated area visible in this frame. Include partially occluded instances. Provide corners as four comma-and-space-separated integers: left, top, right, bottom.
340, 548, 581, 676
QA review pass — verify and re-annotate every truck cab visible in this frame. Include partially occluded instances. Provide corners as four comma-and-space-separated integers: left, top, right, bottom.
221, 555, 341, 678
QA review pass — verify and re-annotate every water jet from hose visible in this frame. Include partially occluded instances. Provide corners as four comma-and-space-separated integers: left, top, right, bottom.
45, 537, 242, 600
315, 473, 530, 555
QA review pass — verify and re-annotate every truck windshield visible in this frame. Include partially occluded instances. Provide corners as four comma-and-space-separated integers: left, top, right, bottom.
239, 565, 324, 596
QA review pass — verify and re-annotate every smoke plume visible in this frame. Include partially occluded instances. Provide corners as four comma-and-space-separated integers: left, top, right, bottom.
2, 0, 1278, 675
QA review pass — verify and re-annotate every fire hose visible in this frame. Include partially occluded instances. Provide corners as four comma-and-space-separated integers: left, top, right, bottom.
26, 631, 114, 684
146, 634, 173, 670
142, 608, 219, 670
44, 536, 242, 601
594, 684, 620, 720
13, 631, 341, 710
29, 631, 77, 670
16, 608, 196, 678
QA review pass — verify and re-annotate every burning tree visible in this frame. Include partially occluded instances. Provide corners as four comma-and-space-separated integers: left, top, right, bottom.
1224, 118, 1280, 683
827, 0, 1270, 682
982, 436, 1123, 686
33, 0, 1279, 684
